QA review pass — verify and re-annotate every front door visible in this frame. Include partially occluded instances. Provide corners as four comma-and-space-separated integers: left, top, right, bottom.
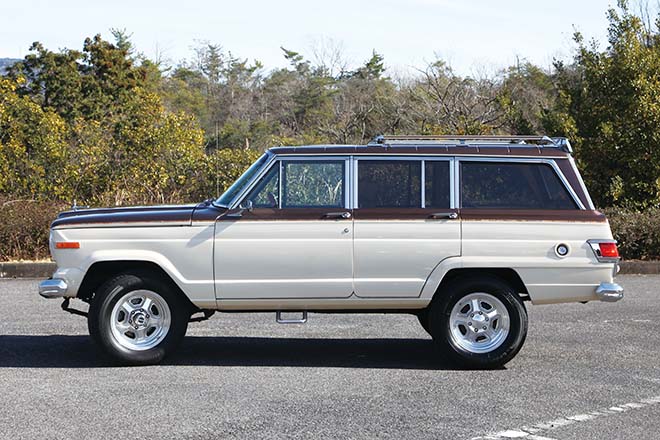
214, 157, 353, 299
352, 158, 461, 297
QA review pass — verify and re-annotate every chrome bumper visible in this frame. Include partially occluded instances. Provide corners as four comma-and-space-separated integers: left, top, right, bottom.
596, 282, 624, 302
38, 279, 69, 298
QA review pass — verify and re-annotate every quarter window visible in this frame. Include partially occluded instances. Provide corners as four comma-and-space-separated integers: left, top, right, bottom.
358, 161, 421, 208
460, 162, 578, 209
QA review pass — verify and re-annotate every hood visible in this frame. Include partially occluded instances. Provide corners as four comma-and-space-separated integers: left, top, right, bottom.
52, 203, 204, 228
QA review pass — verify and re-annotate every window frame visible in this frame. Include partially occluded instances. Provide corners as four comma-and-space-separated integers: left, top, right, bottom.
456, 157, 585, 210
353, 156, 455, 209
234, 156, 351, 210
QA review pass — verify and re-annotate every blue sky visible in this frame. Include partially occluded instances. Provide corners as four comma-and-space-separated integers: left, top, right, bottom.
1, 0, 618, 76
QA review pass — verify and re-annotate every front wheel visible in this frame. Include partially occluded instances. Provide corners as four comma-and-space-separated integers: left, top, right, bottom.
428, 277, 528, 369
88, 273, 190, 365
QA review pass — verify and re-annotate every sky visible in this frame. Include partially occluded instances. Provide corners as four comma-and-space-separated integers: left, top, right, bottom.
0, 0, 620, 76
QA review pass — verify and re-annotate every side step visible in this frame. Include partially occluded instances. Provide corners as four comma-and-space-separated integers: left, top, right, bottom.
276, 311, 308, 324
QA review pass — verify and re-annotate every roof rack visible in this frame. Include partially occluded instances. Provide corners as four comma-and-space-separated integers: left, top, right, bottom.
369, 135, 572, 153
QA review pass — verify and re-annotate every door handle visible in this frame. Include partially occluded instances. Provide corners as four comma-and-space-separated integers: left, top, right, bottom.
429, 212, 458, 219
324, 211, 351, 219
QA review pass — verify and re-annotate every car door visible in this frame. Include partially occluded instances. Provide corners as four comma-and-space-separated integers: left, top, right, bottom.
214, 156, 353, 299
352, 157, 461, 297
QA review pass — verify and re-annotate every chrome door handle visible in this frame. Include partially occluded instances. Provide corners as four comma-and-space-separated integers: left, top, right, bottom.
324, 212, 351, 219
429, 212, 458, 219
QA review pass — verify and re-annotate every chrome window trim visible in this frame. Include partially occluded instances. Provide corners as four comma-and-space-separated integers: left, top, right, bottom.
456, 157, 586, 210
352, 156, 454, 210
231, 155, 351, 210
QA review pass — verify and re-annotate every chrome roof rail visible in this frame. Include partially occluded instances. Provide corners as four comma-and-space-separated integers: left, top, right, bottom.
368, 135, 572, 153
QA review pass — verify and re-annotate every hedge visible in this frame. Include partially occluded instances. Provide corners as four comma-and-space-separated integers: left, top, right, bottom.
0, 203, 656, 261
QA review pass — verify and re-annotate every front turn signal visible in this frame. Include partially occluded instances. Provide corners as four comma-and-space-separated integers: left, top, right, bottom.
55, 242, 80, 249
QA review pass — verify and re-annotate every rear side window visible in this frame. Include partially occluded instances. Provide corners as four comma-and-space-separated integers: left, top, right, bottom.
460, 162, 578, 209
358, 161, 421, 208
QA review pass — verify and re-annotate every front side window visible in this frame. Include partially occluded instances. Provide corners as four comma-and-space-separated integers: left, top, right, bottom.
460, 162, 578, 209
216, 153, 270, 206
358, 160, 421, 208
244, 160, 345, 209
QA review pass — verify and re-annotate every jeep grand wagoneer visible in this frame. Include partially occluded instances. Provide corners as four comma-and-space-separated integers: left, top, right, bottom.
39, 135, 623, 368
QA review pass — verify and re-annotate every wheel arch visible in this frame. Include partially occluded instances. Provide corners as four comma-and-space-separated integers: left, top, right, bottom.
424, 266, 529, 303
77, 260, 197, 311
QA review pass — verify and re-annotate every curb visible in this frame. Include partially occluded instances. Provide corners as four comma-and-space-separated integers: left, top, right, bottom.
0, 260, 658, 279
0, 262, 56, 279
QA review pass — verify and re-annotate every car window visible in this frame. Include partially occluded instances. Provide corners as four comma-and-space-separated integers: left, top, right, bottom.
358, 160, 421, 208
245, 163, 279, 208
460, 162, 578, 209
424, 161, 450, 208
245, 160, 345, 208
283, 161, 345, 208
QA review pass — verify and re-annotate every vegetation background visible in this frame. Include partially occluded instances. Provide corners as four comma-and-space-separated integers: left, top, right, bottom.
1, 1, 658, 260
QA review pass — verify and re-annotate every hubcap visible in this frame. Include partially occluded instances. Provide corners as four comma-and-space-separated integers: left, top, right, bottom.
449, 292, 510, 354
110, 290, 171, 351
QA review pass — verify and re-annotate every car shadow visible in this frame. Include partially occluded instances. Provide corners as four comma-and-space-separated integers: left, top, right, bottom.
0, 335, 478, 370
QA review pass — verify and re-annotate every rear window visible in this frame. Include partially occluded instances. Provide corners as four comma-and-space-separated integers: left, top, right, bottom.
460, 162, 578, 209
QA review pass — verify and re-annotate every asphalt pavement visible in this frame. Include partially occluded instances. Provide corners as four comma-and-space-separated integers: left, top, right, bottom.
0, 275, 658, 440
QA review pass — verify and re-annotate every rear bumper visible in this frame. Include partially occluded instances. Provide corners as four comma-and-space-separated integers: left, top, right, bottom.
596, 282, 624, 302
38, 279, 69, 298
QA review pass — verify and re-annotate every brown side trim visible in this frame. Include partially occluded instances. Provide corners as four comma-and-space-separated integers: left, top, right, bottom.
459, 208, 607, 222
52, 206, 195, 228
352, 208, 458, 220
555, 158, 591, 208
217, 207, 353, 221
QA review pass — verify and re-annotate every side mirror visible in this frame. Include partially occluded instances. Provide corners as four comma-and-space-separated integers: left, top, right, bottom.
240, 199, 254, 212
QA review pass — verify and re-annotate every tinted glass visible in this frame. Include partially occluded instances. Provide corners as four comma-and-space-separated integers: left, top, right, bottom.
358, 161, 421, 208
282, 161, 344, 208
245, 163, 279, 208
425, 161, 451, 208
460, 162, 578, 209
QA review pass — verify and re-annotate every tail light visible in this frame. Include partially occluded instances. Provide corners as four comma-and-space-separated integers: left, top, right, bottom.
587, 240, 619, 262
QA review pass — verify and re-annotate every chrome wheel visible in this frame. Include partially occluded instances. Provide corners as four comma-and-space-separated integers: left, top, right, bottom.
110, 290, 171, 351
449, 292, 510, 354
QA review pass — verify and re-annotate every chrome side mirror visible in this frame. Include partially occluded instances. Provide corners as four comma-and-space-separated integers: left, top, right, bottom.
240, 199, 254, 212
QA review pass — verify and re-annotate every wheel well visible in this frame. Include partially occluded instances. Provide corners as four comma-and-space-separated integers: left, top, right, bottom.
77, 260, 197, 310
435, 268, 529, 300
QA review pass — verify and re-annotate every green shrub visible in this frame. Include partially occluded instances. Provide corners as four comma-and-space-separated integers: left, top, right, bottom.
603, 207, 660, 260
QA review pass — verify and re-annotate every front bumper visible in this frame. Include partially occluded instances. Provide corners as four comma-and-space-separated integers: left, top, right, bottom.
595, 282, 624, 302
38, 279, 69, 298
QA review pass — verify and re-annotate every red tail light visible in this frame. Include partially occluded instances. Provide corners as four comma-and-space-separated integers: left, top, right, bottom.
598, 242, 619, 258
587, 240, 619, 262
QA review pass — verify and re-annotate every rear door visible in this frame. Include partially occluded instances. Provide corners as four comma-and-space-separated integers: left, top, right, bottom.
214, 156, 354, 299
352, 157, 461, 297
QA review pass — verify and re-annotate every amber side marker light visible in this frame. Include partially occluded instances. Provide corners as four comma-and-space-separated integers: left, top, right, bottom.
55, 242, 80, 249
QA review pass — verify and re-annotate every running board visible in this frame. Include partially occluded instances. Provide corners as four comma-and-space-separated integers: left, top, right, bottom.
276, 311, 308, 324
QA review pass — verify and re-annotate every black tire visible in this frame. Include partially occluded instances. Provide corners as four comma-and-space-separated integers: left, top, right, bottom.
427, 276, 528, 369
416, 310, 431, 335
88, 272, 190, 365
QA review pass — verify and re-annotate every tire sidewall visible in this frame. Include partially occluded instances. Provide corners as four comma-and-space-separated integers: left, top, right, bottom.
429, 277, 528, 369
89, 273, 189, 365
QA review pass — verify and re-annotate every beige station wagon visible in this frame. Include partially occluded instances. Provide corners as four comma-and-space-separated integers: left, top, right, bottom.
39, 135, 623, 368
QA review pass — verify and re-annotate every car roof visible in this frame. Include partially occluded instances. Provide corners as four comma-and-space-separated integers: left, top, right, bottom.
268, 135, 572, 158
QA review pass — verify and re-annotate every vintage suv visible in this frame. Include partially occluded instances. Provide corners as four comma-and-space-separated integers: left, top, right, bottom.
39, 135, 623, 368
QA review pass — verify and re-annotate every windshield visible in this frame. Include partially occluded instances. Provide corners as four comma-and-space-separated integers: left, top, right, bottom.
215, 152, 271, 207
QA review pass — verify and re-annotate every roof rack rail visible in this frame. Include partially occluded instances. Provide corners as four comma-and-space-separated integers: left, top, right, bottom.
369, 134, 572, 153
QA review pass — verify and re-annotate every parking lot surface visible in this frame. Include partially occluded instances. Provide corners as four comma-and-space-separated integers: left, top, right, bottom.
0, 275, 658, 439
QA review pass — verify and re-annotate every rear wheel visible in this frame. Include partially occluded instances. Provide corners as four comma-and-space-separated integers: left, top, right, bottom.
428, 276, 527, 369
88, 273, 190, 365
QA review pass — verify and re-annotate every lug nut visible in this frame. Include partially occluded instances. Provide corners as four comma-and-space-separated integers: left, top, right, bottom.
483, 326, 487, 330
468, 322, 472, 326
